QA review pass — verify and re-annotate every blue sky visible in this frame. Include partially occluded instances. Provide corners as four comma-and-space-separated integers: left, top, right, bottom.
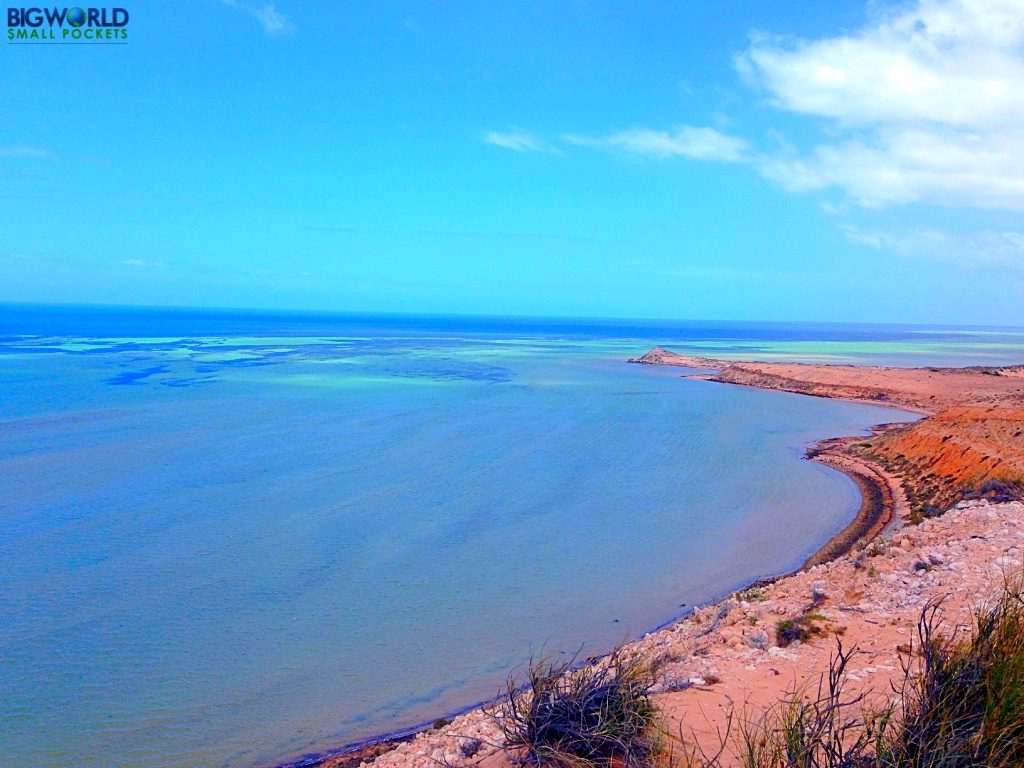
2, 0, 1023, 324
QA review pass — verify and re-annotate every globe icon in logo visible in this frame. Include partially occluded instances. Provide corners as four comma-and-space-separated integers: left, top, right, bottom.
67, 7, 86, 27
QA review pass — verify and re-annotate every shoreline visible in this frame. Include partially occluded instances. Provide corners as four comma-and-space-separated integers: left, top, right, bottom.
801, 437, 906, 568
677, 371, 935, 417
283, 361, 918, 768
284, 350, 1023, 768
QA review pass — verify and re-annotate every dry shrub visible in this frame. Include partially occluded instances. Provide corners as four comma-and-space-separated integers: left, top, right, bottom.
495, 648, 659, 768
680, 572, 1024, 768
884, 574, 1024, 767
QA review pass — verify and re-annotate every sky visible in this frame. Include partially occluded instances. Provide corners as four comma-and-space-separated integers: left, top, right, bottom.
1, 0, 1023, 325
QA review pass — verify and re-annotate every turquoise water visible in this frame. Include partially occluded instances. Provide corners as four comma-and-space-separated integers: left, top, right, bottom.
4, 308, 1019, 768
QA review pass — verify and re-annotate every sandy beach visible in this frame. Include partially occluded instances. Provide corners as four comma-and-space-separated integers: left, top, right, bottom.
297, 350, 1024, 768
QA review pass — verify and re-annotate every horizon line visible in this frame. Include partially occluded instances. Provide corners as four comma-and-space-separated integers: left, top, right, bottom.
2, 299, 1024, 332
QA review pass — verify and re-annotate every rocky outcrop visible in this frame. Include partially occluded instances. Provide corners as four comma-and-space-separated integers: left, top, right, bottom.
626, 348, 699, 365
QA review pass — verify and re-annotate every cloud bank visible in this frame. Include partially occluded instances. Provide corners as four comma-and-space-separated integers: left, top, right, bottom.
483, 0, 1024, 270
487, 1, 1024, 214
740, 0, 1024, 209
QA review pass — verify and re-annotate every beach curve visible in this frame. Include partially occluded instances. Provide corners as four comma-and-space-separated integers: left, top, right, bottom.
286, 348, 1024, 768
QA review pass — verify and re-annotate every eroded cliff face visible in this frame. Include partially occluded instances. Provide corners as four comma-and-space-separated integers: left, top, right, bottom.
863, 406, 1024, 514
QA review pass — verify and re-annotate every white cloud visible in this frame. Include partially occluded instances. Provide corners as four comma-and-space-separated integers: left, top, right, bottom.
219, 0, 294, 36
482, 130, 549, 153
120, 259, 166, 268
481, 1, 1024, 225
0, 146, 52, 158
739, 0, 1024, 128
758, 127, 1024, 208
840, 223, 951, 254
841, 222, 1024, 268
564, 125, 748, 162
250, 4, 293, 35
740, 0, 1024, 209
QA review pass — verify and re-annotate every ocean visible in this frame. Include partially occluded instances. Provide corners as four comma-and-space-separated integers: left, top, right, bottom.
2, 305, 1021, 768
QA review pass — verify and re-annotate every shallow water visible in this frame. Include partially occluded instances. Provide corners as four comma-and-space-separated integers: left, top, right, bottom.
4, 308, 1017, 768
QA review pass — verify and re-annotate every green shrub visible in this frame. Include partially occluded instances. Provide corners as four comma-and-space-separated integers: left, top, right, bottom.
882, 576, 1024, 767
679, 573, 1024, 768
775, 612, 827, 648
741, 587, 768, 603
729, 642, 891, 768
964, 478, 1024, 503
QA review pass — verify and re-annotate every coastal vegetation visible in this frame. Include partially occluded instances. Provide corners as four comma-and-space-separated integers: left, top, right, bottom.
713, 574, 1024, 768
493, 573, 1024, 768
773, 612, 827, 649
885, 581, 1024, 768
495, 649, 660, 768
